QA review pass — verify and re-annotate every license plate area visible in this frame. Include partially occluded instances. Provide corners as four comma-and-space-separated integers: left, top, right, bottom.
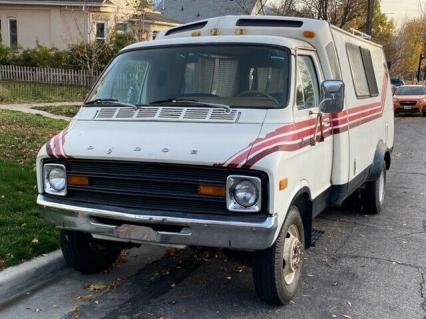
117, 224, 159, 242
404, 105, 412, 110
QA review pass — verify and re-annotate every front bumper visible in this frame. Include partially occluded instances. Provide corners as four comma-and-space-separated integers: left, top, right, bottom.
37, 195, 278, 250
394, 105, 424, 114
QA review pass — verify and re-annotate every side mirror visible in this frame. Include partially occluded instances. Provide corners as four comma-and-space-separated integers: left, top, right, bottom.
319, 80, 345, 114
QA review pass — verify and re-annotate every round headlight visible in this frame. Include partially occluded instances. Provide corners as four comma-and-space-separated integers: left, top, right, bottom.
48, 167, 66, 191
233, 180, 258, 207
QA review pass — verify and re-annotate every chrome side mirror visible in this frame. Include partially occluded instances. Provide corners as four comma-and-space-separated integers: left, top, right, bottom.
319, 80, 345, 114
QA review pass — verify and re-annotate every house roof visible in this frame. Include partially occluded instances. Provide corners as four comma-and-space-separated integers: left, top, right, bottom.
142, 11, 181, 25
0, 0, 105, 6
155, 0, 257, 23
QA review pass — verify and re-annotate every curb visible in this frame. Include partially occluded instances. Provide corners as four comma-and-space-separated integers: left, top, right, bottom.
0, 250, 69, 307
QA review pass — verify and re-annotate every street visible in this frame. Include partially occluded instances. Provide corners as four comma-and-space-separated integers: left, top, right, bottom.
1, 116, 426, 319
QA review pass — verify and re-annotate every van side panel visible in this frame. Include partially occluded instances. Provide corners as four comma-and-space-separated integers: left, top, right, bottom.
331, 28, 394, 190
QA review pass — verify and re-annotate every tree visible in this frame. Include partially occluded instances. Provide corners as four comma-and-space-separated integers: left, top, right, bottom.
235, 0, 269, 15
391, 19, 426, 80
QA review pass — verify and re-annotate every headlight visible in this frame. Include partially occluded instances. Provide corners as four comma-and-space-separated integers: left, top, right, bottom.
43, 164, 67, 196
233, 181, 258, 207
227, 175, 261, 212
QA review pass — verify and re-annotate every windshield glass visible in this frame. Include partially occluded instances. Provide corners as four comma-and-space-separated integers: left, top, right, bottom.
87, 45, 290, 108
395, 86, 426, 96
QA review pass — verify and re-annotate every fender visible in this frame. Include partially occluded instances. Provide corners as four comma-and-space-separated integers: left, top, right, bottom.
288, 186, 313, 249
366, 140, 387, 182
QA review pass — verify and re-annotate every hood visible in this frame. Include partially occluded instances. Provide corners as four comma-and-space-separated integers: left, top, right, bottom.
394, 95, 426, 101
43, 107, 267, 167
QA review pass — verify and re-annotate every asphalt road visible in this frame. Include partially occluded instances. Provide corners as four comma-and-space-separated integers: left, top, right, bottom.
1, 116, 426, 319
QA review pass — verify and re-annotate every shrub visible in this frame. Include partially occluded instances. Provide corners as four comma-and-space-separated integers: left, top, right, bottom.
0, 44, 12, 65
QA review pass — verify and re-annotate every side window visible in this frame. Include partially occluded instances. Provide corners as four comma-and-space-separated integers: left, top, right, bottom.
347, 44, 379, 97
95, 21, 107, 41
360, 47, 379, 96
325, 42, 341, 80
9, 18, 17, 48
296, 55, 320, 109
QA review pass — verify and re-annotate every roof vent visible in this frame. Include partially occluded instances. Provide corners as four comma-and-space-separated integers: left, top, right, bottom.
236, 19, 303, 28
165, 21, 208, 36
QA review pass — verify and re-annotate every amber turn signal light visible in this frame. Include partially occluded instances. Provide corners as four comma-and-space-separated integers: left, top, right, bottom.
303, 31, 316, 39
68, 175, 90, 186
198, 185, 226, 197
279, 178, 288, 191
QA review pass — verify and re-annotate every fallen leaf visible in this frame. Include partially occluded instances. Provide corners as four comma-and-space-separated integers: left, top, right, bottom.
77, 294, 94, 302
342, 315, 352, 319
86, 283, 108, 292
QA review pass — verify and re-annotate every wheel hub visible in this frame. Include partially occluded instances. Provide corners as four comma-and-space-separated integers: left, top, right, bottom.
289, 238, 304, 271
283, 223, 304, 285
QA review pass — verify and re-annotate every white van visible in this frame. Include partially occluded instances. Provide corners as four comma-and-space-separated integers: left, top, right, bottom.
37, 16, 394, 305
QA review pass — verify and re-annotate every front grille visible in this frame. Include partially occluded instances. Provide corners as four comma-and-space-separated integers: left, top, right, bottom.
43, 159, 269, 217
399, 101, 417, 106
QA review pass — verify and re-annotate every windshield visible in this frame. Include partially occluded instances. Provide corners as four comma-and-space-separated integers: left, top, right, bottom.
87, 45, 290, 109
395, 86, 426, 96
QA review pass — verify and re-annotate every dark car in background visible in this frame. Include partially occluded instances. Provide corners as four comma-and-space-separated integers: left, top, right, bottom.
393, 85, 426, 116
391, 78, 405, 94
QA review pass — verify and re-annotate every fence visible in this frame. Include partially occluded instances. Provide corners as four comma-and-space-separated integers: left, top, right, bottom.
0, 65, 99, 87
0, 65, 100, 103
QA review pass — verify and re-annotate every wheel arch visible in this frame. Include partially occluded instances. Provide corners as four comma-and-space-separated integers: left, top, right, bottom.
367, 140, 389, 182
290, 187, 313, 249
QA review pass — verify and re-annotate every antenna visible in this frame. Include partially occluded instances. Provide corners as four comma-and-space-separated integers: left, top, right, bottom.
350, 28, 372, 40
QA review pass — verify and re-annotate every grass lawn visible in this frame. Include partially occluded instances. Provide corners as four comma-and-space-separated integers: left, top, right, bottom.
32, 105, 81, 118
0, 81, 87, 103
0, 110, 68, 269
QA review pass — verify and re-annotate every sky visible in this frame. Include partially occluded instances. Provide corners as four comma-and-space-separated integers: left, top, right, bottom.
381, 0, 423, 26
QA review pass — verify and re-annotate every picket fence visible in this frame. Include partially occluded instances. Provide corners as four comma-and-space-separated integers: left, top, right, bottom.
0, 65, 99, 87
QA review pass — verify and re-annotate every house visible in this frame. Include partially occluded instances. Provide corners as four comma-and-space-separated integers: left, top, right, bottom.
0, 0, 180, 49
155, 0, 273, 23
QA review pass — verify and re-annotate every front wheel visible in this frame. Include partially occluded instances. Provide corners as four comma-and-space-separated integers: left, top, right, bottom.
60, 230, 122, 274
252, 205, 305, 305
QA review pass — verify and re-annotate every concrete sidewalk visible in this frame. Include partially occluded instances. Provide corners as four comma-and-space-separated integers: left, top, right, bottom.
0, 102, 80, 120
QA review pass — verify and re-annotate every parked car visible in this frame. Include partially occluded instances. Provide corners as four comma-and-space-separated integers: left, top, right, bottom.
393, 85, 426, 116
391, 78, 405, 94
36, 16, 394, 305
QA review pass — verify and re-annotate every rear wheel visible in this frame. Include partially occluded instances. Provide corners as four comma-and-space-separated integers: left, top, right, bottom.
362, 165, 386, 215
60, 230, 122, 274
253, 205, 305, 305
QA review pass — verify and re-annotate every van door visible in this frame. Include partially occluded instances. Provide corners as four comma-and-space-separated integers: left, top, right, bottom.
292, 51, 333, 204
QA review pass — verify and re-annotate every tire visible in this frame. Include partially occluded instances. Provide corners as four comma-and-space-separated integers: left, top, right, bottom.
362, 165, 386, 215
253, 205, 305, 305
60, 230, 122, 274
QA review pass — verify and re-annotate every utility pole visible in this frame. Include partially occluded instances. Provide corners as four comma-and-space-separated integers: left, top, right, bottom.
365, 0, 375, 35
417, 54, 426, 83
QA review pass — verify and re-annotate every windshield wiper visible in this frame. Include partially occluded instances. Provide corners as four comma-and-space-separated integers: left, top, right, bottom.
149, 98, 231, 113
84, 99, 138, 108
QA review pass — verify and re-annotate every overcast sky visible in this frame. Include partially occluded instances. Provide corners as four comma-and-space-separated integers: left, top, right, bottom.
381, 0, 423, 26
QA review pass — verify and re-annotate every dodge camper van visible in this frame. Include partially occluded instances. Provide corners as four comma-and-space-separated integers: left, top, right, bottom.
37, 16, 394, 305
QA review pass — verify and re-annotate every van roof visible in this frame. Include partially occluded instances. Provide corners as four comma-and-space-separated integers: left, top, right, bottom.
122, 34, 314, 53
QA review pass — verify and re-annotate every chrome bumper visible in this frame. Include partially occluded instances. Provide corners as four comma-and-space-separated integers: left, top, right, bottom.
37, 195, 277, 250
